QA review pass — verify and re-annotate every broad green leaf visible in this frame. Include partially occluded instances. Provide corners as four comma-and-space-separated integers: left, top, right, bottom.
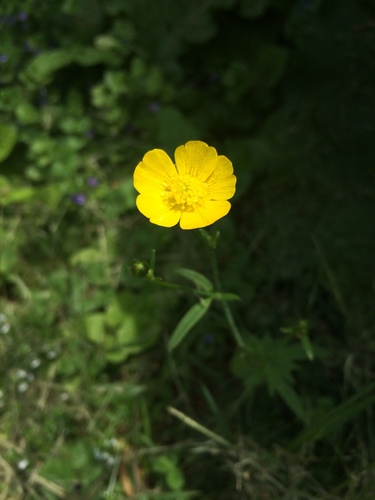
166, 466, 185, 491
103, 292, 164, 362
23, 50, 74, 84
0, 124, 17, 163
168, 298, 212, 352
176, 268, 213, 292
16, 102, 41, 125
85, 313, 106, 343
23, 48, 120, 85
0, 187, 35, 205
70, 248, 103, 266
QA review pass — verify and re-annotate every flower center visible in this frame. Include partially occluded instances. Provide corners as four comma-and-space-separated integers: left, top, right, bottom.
162, 174, 208, 211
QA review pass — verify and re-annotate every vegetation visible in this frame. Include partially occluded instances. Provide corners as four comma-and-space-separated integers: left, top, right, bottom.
1, 0, 374, 498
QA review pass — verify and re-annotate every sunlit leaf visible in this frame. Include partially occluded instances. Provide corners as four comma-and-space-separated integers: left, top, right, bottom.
176, 268, 213, 292
168, 298, 212, 352
0, 124, 17, 163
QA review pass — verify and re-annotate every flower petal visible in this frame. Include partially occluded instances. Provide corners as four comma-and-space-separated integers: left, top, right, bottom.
134, 149, 176, 194
179, 200, 231, 229
136, 194, 181, 227
174, 141, 217, 180
206, 155, 236, 200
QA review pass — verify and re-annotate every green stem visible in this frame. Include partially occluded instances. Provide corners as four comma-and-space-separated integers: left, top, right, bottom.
204, 234, 245, 349
150, 278, 209, 298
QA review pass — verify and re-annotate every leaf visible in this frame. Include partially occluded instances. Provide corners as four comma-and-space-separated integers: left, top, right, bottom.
103, 292, 164, 362
16, 102, 41, 125
168, 298, 212, 352
23, 48, 120, 86
156, 107, 199, 151
276, 383, 305, 422
213, 292, 241, 301
176, 268, 213, 292
0, 124, 17, 163
23, 50, 74, 84
300, 332, 314, 361
292, 380, 375, 448
0, 187, 35, 205
70, 248, 103, 266
85, 313, 106, 343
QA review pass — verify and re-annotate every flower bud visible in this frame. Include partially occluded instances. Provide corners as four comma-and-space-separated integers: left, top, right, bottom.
131, 260, 149, 277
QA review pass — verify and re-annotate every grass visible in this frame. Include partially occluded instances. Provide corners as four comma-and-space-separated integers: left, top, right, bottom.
1, 0, 375, 498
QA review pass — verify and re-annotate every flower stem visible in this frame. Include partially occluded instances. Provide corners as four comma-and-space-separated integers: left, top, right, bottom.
200, 230, 246, 349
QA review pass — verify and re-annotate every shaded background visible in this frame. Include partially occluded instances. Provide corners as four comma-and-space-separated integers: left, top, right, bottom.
0, 0, 375, 498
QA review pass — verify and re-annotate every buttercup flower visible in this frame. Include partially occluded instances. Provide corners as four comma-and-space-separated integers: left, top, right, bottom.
133, 141, 236, 229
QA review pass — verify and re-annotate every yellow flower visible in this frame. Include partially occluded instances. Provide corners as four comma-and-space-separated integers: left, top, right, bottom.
133, 141, 236, 230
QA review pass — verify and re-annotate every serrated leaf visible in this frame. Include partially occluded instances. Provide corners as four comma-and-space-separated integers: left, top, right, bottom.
168, 298, 212, 352
176, 268, 213, 292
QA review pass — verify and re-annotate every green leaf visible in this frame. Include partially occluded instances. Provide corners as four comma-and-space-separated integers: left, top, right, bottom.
276, 383, 305, 422
23, 50, 74, 84
292, 380, 375, 448
23, 48, 120, 86
16, 102, 41, 125
231, 334, 306, 408
156, 107, 199, 150
103, 292, 164, 362
85, 313, 106, 343
0, 186, 34, 205
0, 124, 17, 163
70, 248, 103, 266
176, 268, 213, 292
300, 332, 314, 361
166, 467, 185, 491
168, 298, 212, 352
213, 292, 241, 301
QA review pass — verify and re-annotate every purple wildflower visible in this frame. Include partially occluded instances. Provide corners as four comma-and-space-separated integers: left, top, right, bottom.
0, 54, 8, 63
148, 101, 161, 114
69, 193, 86, 205
18, 12, 28, 22
85, 130, 95, 139
87, 177, 98, 187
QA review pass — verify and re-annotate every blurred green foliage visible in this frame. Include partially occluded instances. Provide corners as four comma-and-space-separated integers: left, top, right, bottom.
1, 0, 375, 498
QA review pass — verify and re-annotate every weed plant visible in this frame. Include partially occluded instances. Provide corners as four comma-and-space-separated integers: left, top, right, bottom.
0, 0, 375, 498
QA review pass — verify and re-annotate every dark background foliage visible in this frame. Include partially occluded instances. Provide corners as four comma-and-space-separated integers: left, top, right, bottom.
0, 0, 374, 498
